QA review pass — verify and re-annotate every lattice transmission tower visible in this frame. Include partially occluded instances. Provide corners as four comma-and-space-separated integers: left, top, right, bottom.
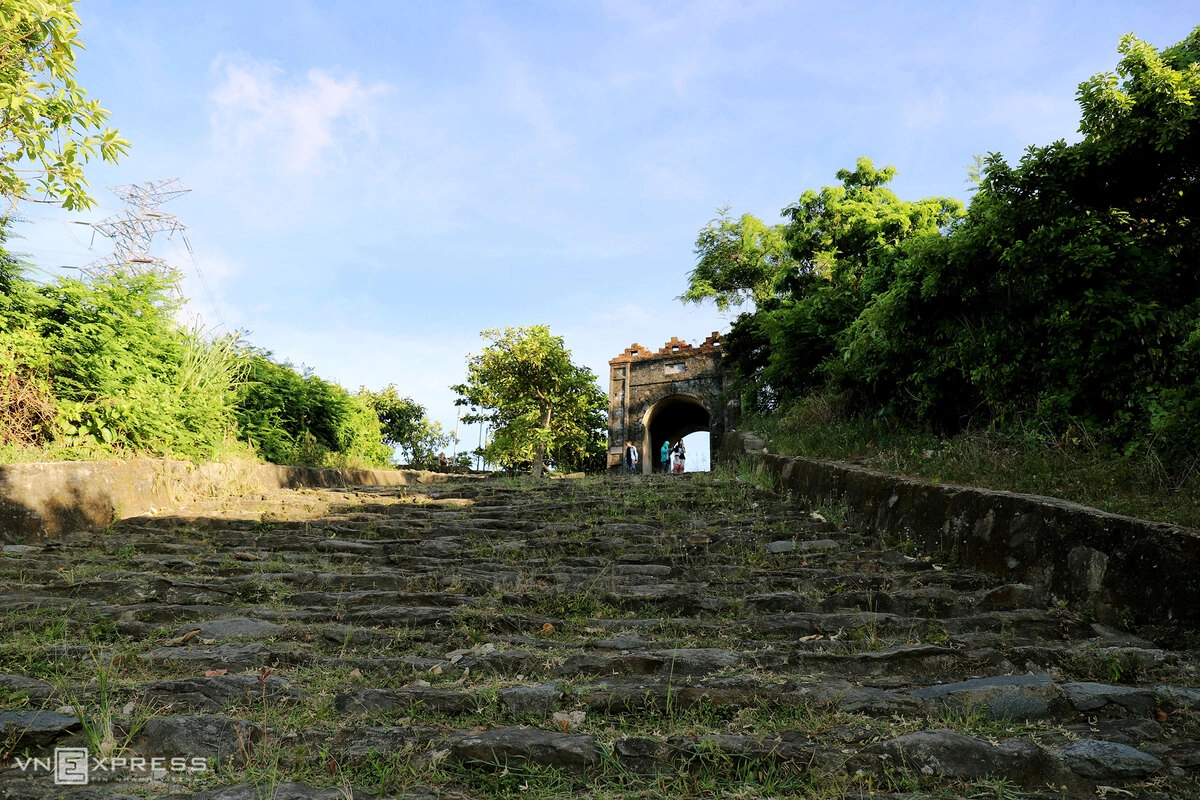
85, 178, 191, 276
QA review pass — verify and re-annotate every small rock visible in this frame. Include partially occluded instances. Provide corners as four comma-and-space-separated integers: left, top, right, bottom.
550, 710, 585, 731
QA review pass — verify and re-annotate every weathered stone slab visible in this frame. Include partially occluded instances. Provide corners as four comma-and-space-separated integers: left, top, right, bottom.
334, 686, 473, 716
143, 675, 298, 711
499, 683, 562, 715
912, 675, 1066, 720
0, 710, 78, 749
1056, 739, 1164, 779
133, 715, 262, 765
342, 606, 457, 627
139, 643, 280, 672
1062, 682, 1156, 718
177, 617, 286, 641
848, 729, 1065, 789
451, 727, 599, 769
0, 673, 55, 702
798, 681, 922, 715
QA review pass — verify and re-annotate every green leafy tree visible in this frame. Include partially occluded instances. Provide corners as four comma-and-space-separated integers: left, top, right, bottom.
452, 326, 607, 478
702, 158, 963, 410
359, 384, 452, 468
1, 0, 129, 209
837, 26, 1200, 455
682, 207, 796, 311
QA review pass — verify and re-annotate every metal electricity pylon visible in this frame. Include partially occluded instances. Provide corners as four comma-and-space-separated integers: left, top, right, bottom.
85, 178, 191, 276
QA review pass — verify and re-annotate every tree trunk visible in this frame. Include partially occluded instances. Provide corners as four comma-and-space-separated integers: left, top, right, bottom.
532, 406, 553, 479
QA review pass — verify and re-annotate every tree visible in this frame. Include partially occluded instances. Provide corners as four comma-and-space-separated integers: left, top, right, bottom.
682, 207, 796, 311
359, 384, 452, 468
452, 326, 607, 478
837, 26, 1200, 446
696, 158, 963, 409
1, 0, 129, 209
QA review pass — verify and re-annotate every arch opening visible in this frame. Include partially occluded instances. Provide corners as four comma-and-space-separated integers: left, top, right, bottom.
644, 394, 710, 473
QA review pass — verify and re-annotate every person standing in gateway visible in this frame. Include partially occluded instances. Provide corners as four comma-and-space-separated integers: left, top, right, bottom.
660, 440, 671, 473
673, 440, 686, 473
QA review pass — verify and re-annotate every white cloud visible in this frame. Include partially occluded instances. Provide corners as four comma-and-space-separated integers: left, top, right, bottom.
207, 55, 390, 176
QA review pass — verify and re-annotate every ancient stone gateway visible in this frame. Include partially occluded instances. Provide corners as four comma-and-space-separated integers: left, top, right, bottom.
606, 333, 729, 473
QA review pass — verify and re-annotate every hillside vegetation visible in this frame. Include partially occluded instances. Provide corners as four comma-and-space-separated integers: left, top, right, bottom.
689, 28, 1200, 527
0, 233, 440, 469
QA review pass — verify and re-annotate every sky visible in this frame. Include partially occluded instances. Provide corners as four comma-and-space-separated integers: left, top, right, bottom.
12, 1, 1200, 466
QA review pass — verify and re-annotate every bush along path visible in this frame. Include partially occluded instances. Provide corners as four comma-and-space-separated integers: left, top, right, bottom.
0, 471, 1198, 799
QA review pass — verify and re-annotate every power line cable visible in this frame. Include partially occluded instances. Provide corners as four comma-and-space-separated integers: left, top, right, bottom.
169, 236, 230, 333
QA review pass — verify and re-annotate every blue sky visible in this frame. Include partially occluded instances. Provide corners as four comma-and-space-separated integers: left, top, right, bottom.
13, 1, 1200, 461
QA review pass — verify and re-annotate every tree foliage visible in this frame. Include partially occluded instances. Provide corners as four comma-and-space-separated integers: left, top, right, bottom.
359, 383, 452, 468
233, 349, 391, 468
703, 27, 1200, 480
837, 27, 1200, 445
0, 0, 129, 209
452, 326, 607, 477
682, 208, 796, 311
707, 157, 963, 409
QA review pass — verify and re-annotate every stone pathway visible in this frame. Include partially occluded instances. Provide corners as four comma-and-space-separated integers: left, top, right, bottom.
1, 472, 1198, 799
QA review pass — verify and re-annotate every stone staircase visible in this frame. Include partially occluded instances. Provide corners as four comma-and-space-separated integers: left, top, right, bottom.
1, 472, 1198, 799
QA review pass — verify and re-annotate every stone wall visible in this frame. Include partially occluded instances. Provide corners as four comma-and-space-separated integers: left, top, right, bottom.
722, 431, 1200, 639
0, 458, 455, 542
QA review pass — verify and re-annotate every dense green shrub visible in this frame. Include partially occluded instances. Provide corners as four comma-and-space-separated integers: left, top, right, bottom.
34, 268, 241, 459
835, 28, 1200, 476
233, 347, 391, 468
0, 224, 398, 468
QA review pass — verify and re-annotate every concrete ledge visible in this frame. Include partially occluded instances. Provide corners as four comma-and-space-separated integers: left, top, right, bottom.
0, 459, 457, 541
722, 431, 1200, 638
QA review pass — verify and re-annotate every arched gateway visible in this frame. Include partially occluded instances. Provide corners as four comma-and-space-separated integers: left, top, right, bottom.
607, 333, 731, 473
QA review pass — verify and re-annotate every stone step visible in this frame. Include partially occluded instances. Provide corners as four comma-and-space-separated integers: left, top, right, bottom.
2, 474, 1197, 798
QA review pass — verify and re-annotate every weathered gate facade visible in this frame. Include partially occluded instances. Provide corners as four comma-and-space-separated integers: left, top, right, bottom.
606, 333, 730, 473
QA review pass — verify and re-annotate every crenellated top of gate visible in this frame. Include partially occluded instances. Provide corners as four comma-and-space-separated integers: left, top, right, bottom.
609, 332, 722, 364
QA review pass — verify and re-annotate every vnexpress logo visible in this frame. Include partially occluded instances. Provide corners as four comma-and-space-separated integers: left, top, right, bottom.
54, 748, 89, 785
14, 749, 208, 784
